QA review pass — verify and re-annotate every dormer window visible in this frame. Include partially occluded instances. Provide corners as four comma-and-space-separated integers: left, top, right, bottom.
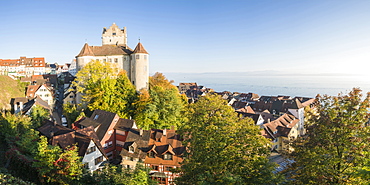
163, 153, 173, 160
129, 146, 134, 153
148, 151, 155, 158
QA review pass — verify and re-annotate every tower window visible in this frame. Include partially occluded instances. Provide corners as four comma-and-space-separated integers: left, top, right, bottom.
136, 55, 139, 59
113, 33, 116, 35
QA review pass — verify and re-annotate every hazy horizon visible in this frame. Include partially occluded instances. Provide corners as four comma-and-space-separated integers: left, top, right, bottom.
2, 1, 370, 76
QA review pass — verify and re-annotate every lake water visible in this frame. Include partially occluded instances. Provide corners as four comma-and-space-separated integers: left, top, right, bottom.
165, 72, 370, 98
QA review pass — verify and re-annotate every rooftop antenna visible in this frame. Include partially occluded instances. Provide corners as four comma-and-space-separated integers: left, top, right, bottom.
138, 37, 141, 43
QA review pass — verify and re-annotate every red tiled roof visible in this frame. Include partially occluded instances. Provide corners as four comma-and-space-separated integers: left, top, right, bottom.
133, 42, 148, 54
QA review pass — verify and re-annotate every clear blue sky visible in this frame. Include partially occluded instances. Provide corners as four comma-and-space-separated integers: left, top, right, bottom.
1, 0, 370, 75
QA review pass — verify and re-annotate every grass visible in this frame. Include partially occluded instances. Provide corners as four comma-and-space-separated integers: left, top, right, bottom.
0, 76, 26, 110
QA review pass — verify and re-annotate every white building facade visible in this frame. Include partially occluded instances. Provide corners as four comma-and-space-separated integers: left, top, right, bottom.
76, 23, 149, 92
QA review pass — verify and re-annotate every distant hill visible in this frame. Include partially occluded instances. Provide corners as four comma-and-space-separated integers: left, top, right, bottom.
0, 76, 26, 110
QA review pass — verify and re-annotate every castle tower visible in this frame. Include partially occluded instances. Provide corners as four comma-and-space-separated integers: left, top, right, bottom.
76, 43, 95, 71
102, 23, 127, 46
131, 42, 149, 91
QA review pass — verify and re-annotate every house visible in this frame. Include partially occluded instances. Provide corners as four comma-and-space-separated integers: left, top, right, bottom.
114, 118, 138, 156
20, 96, 52, 115
261, 113, 299, 152
77, 110, 121, 159
64, 91, 77, 105
38, 121, 108, 172
119, 128, 150, 169
26, 84, 54, 107
145, 128, 185, 185
0, 56, 47, 76
178, 82, 197, 94
69, 59, 77, 76
10, 97, 32, 114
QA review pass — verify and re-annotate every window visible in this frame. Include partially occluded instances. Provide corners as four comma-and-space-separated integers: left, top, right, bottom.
165, 166, 172, 171
136, 55, 139, 59
87, 146, 96, 154
129, 146, 134, 153
130, 157, 134, 161
109, 58, 112, 62
69, 95, 74, 98
114, 58, 118, 63
94, 115, 99, 120
113, 33, 116, 35
45, 94, 49, 97
152, 165, 159, 171
95, 156, 104, 165
103, 59, 106, 62
144, 55, 147, 60
148, 151, 155, 158
163, 153, 173, 160
84, 163, 89, 169
108, 141, 113, 147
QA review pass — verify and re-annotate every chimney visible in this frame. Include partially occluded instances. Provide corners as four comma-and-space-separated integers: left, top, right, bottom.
140, 129, 143, 137
163, 129, 167, 136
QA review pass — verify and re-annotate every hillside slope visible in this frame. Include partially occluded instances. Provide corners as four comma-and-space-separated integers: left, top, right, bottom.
0, 76, 26, 110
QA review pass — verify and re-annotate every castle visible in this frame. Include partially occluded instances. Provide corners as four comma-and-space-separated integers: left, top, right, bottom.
76, 23, 149, 91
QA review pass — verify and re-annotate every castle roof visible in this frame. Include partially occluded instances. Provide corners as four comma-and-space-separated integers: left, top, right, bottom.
76, 43, 133, 57
133, 42, 148, 54
77, 43, 95, 57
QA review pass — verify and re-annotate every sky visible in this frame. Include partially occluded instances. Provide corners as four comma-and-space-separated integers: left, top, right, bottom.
1, 0, 370, 76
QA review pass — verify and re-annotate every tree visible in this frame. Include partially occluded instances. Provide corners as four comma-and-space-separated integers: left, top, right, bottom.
63, 102, 81, 126
73, 60, 120, 107
33, 136, 83, 184
176, 94, 282, 185
134, 73, 187, 129
289, 88, 370, 184
79, 164, 156, 185
87, 71, 137, 118
72, 60, 137, 118
29, 105, 50, 128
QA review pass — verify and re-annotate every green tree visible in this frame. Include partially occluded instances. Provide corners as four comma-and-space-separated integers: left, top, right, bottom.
79, 164, 156, 185
33, 136, 83, 184
87, 72, 137, 118
0, 112, 32, 143
29, 105, 50, 128
134, 73, 187, 129
289, 88, 370, 184
177, 94, 282, 185
63, 102, 81, 126
72, 60, 137, 118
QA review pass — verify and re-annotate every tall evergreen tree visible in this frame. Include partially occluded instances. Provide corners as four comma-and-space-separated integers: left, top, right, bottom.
177, 94, 282, 185
289, 88, 370, 184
